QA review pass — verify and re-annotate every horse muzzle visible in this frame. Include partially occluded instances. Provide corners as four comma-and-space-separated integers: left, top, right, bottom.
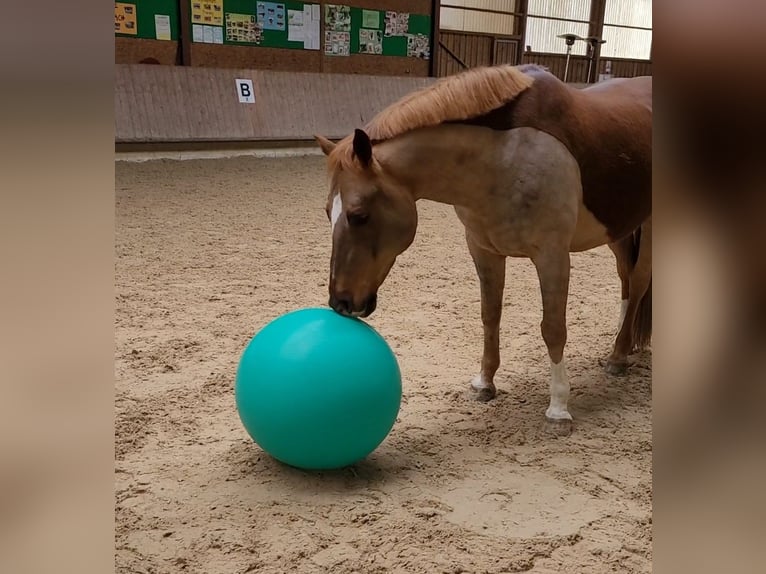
329, 292, 377, 318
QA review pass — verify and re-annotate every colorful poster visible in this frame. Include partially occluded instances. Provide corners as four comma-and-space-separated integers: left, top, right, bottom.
226, 13, 262, 44
359, 29, 382, 54
384, 11, 409, 37
115, 3, 137, 35
191, 0, 223, 26
407, 33, 430, 59
362, 9, 380, 29
325, 4, 351, 32
257, 2, 286, 31
154, 14, 171, 41
324, 31, 350, 56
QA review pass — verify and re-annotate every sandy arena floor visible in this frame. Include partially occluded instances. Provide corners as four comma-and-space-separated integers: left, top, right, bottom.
115, 156, 651, 574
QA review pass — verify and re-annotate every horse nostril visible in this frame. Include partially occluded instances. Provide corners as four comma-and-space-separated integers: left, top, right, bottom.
329, 292, 353, 315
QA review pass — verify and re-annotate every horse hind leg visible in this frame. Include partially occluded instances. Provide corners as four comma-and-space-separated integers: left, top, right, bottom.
532, 246, 573, 436
606, 218, 652, 374
465, 234, 506, 402
608, 234, 633, 334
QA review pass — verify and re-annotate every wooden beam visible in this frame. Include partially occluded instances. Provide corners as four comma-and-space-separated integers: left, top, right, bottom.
440, 4, 523, 18
178, 0, 192, 66
517, 0, 529, 63
431, 0, 441, 77
439, 40, 468, 70
588, 0, 607, 82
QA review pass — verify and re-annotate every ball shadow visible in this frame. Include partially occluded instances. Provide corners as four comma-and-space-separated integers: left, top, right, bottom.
227, 437, 417, 495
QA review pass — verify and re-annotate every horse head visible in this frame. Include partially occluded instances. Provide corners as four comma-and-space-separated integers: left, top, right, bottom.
316, 129, 417, 317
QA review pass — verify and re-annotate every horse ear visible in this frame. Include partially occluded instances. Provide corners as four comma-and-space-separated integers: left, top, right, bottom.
352, 129, 373, 167
314, 134, 336, 156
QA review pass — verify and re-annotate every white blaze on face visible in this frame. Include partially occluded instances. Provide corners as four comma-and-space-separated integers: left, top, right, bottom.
330, 193, 343, 232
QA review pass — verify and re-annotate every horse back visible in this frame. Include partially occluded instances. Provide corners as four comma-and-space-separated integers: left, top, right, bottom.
522, 72, 651, 241
457, 69, 652, 241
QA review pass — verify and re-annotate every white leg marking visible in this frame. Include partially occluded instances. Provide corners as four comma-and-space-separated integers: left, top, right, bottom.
546, 358, 572, 421
330, 193, 342, 232
617, 299, 629, 332
470, 373, 492, 391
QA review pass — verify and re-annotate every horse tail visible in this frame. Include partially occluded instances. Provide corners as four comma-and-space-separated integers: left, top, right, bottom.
630, 226, 652, 350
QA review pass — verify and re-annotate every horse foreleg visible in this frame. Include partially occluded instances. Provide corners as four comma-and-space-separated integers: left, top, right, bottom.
606, 218, 652, 374
466, 234, 506, 402
532, 247, 573, 434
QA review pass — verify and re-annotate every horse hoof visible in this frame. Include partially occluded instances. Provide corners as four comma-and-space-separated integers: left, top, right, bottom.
544, 417, 573, 437
474, 387, 497, 402
469, 375, 496, 402
605, 359, 628, 376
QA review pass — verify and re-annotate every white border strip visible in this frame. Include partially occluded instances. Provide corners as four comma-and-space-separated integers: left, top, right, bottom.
115, 146, 324, 163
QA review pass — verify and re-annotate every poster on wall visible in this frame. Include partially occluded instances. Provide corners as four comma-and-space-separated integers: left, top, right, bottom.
407, 33, 430, 59
256, 2, 286, 31
358, 29, 382, 54
226, 13, 263, 44
115, 3, 137, 35
287, 9, 303, 42
154, 14, 172, 41
324, 4, 351, 32
361, 9, 380, 29
192, 23, 223, 43
384, 11, 409, 37
301, 4, 321, 50
191, 0, 223, 26
324, 31, 350, 56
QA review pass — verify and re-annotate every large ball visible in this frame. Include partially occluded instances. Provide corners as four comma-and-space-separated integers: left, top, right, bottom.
235, 308, 402, 470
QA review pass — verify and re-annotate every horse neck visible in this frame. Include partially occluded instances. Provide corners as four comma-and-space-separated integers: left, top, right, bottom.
375, 125, 499, 206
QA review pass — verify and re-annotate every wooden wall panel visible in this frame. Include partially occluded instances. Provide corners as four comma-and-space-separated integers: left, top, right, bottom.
191, 43, 320, 72
437, 31, 492, 77
520, 53, 591, 83
521, 52, 651, 81
116, 38, 180, 65
115, 64, 435, 143
494, 39, 518, 65
323, 54, 429, 76
191, 43, 429, 77
601, 59, 652, 77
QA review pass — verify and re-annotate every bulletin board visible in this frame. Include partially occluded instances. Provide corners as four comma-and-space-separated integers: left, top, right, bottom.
115, 0, 180, 41
324, 5, 432, 59
191, 1, 322, 50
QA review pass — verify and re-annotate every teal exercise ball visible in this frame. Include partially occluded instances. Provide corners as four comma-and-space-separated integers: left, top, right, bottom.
235, 308, 402, 470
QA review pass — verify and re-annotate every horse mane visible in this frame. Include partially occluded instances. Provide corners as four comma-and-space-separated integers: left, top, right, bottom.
328, 65, 536, 172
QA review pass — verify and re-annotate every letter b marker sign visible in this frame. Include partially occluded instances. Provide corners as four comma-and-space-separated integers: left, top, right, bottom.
235, 79, 255, 103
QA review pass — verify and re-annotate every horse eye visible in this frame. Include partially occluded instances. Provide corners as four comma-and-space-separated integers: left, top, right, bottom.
347, 212, 369, 226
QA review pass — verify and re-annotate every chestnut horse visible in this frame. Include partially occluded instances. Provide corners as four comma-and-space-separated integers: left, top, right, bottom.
315, 64, 651, 431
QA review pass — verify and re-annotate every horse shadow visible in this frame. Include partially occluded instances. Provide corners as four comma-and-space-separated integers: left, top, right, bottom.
225, 349, 651, 490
